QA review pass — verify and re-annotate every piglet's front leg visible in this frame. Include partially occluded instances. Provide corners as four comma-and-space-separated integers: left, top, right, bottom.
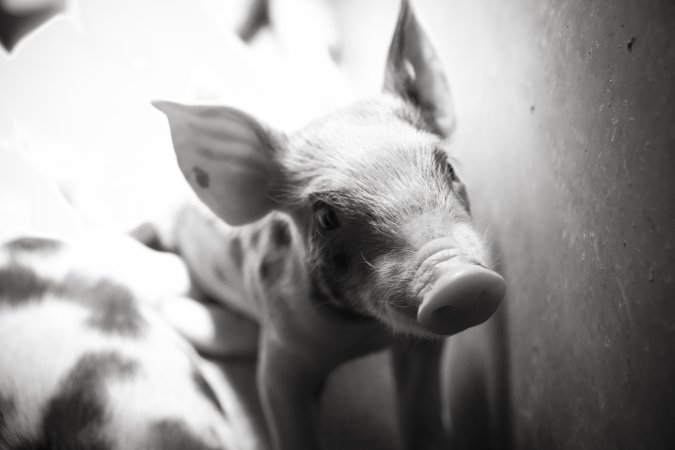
393, 338, 448, 450
257, 334, 328, 450
257, 294, 390, 450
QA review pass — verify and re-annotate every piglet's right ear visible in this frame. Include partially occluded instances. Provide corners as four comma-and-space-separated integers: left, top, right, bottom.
384, 0, 455, 138
153, 101, 282, 226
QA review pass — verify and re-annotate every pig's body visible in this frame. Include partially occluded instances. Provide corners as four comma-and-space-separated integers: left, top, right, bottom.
0, 236, 236, 450
154, 2, 507, 449
157, 96, 501, 450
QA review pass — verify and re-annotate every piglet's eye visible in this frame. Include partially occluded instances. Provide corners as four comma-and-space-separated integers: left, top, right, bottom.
314, 203, 340, 231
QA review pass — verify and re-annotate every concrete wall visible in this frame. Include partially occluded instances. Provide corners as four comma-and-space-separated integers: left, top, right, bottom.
410, 0, 675, 448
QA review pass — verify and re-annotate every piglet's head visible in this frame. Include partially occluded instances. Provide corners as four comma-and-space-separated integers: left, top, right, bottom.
154, 0, 505, 338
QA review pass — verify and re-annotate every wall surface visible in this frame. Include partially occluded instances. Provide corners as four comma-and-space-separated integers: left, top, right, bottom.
409, 0, 675, 448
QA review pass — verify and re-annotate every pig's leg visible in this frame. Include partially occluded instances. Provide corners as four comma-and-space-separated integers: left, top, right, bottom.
258, 334, 325, 450
392, 338, 448, 450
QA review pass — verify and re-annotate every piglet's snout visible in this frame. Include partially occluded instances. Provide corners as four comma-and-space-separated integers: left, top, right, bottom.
417, 263, 506, 335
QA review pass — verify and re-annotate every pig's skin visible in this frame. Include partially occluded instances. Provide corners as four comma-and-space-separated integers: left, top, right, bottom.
155, 1, 502, 449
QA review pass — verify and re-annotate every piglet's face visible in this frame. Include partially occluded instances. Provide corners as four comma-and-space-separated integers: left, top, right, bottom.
284, 97, 503, 337
155, 0, 505, 337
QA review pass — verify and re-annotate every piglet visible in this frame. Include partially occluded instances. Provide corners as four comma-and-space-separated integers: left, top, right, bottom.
154, 1, 506, 449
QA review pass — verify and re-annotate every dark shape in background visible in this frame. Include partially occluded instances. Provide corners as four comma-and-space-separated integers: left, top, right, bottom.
0, 0, 66, 51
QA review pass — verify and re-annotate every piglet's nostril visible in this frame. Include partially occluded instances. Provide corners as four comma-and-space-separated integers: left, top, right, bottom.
417, 263, 506, 335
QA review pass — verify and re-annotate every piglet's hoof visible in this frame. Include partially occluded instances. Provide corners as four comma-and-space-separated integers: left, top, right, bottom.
417, 264, 506, 335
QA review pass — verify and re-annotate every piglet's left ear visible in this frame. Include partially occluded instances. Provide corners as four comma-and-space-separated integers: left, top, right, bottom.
153, 101, 283, 226
384, 0, 455, 138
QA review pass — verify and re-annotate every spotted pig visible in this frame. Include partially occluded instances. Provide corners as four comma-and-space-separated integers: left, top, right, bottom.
0, 235, 237, 450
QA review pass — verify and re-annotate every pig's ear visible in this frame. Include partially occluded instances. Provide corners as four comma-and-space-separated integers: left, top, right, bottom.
153, 101, 283, 226
384, 0, 455, 138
